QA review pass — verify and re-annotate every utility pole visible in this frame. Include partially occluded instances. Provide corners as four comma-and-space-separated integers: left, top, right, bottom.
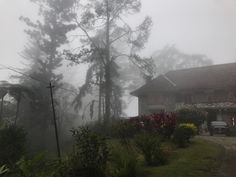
47, 81, 61, 162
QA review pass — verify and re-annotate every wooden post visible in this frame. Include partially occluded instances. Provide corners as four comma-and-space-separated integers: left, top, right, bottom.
47, 82, 61, 162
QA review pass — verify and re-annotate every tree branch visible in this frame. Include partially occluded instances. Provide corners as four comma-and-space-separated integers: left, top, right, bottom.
73, 18, 107, 65
110, 31, 129, 44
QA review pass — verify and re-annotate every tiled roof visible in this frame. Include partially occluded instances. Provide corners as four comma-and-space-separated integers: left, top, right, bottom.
131, 62, 236, 96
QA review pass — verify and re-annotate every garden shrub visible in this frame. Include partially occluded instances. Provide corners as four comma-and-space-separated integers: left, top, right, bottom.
112, 119, 138, 145
134, 133, 167, 166
64, 127, 109, 177
0, 125, 27, 166
109, 144, 145, 177
87, 120, 111, 137
176, 108, 207, 132
3, 153, 59, 177
129, 113, 177, 139
173, 123, 197, 148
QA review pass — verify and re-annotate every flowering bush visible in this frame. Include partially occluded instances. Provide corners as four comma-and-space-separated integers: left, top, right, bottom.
129, 113, 177, 139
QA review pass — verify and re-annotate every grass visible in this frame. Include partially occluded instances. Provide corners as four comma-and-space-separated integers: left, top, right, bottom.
145, 139, 224, 177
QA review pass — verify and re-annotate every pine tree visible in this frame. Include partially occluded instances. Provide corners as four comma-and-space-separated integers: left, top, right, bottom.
65, 0, 153, 124
19, 0, 76, 151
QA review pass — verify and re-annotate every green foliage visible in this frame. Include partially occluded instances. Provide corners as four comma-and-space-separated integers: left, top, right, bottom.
176, 108, 207, 129
0, 125, 26, 166
0, 165, 9, 175
145, 139, 224, 177
2, 153, 60, 177
108, 144, 144, 177
85, 120, 113, 137
173, 123, 197, 148
134, 133, 167, 166
112, 120, 137, 145
6, 154, 59, 177
64, 127, 109, 177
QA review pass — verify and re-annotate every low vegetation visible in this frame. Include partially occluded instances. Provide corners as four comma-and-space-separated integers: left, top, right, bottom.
134, 133, 167, 166
173, 123, 197, 147
176, 108, 207, 131
0, 125, 26, 166
0, 112, 225, 177
145, 139, 224, 177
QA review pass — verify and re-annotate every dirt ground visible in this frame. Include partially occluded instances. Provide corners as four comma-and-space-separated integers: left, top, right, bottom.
198, 135, 236, 177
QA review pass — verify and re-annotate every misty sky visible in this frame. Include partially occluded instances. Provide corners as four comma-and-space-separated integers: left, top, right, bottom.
0, 0, 236, 116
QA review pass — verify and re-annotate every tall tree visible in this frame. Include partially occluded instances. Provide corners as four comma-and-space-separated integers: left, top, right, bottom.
18, 0, 76, 151
19, 0, 76, 127
65, 0, 152, 123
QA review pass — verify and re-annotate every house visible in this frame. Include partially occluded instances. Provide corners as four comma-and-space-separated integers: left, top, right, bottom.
131, 63, 236, 126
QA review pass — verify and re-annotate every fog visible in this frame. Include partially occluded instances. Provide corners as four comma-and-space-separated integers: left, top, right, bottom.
1, 1, 236, 175
0, 0, 236, 117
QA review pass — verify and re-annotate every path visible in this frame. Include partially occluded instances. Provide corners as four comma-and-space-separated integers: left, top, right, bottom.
198, 135, 236, 177
198, 135, 236, 150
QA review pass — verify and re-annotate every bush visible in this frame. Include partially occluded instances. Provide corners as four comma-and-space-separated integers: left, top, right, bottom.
173, 123, 197, 148
64, 127, 109, 177
3, 153, 59, 177
112, 120, 138, 145
109, 144, 144, 177
0, 125, 26, 166
134, 133, 167, 166
176, 108, 207, 131
86, 121, 111, 137
130, 113, 177, 139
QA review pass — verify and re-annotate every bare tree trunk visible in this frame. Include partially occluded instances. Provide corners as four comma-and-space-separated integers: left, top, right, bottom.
15, 92, 22, 125
0, 96, 4, 122
104, 0, 112, 125
102, 97, 105, 119
104, 65, 112, 124
98, 66, 103, 123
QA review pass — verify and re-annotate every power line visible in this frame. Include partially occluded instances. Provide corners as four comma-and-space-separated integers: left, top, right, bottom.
0, 64, 79, 95
0, 64, 48, 84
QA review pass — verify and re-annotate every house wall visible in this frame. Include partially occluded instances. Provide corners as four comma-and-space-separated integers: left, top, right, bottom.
138, 89, 236, 115
138, 96, 149, 115
138, 93, 176, 115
